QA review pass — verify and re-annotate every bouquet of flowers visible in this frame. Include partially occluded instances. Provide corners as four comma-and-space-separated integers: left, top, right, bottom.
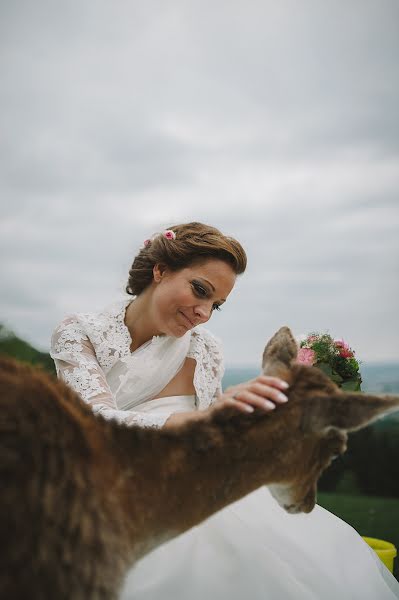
297, 332, 362, 391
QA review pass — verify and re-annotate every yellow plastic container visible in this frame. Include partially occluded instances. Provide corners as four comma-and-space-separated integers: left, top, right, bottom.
362, 536, 397, 573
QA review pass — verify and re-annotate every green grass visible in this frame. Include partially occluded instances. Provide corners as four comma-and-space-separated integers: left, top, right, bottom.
318, 491, 399, 580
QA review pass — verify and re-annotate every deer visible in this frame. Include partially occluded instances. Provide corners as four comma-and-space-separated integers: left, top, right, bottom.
1, 326, 398, 600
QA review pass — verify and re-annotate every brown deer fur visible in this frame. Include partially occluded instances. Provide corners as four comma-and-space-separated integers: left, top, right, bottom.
1, 326, 398, 599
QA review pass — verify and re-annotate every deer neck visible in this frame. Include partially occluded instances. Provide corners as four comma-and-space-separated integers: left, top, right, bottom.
106, 411, 288, 560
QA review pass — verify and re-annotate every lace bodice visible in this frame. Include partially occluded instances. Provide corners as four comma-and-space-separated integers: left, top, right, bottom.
50, 299, 224, 429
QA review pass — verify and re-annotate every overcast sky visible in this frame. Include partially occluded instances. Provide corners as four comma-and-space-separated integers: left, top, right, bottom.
1, 0, 398, 367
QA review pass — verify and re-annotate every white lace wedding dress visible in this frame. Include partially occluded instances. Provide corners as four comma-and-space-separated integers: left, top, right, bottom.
50, 299, 399, 600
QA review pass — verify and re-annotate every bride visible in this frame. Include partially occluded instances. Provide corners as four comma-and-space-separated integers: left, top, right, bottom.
50, 222, 399, 599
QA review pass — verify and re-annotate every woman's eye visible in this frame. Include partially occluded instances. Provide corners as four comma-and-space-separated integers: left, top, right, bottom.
192, 282, 207, 297
191, 281, 222, 312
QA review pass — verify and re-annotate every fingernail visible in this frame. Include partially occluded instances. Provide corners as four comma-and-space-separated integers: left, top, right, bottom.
277, 392, 288, 402
264, 401, 275, 410
280, 381, 289, 389
245, 405, 254, 413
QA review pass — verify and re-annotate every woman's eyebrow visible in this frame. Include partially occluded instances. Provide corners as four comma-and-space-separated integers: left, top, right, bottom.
197, 277, 226, 302
195, 277, 215, 291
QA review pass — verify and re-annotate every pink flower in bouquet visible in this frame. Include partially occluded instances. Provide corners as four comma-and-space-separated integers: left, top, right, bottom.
335, 339, 354, 358
297, 347, 316, 366
340, 347, 354, 359
307, 335, 318, 343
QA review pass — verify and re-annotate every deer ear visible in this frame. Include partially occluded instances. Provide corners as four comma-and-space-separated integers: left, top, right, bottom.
262, 326, 298, 378
301, 393, 399, 434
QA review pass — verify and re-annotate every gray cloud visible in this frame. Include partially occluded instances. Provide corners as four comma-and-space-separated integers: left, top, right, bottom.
1, 0, 398, 366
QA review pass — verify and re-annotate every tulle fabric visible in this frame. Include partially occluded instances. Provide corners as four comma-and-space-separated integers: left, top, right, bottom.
119, 396, 399, 600
106, 332, 191, 410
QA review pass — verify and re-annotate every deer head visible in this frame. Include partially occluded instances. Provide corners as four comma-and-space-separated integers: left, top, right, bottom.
262, 326, 399, 514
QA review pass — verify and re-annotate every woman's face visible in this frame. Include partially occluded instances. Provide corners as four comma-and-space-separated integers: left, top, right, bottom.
151, 258, 236, 337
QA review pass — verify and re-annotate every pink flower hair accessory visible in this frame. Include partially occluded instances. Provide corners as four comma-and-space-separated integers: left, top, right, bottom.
143, 230, 176, 247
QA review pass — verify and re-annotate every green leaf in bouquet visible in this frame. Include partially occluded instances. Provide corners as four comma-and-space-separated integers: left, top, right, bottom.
340, 379, 361, 392
316, 362, 333, 376
331, 371, 344, 384
316, 362, 343, 383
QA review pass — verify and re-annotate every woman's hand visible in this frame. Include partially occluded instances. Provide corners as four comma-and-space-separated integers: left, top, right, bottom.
163, 375, 289, 429
213, 375, 290, 414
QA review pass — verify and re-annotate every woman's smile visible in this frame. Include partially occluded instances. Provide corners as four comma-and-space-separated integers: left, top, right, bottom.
178, 310, 195, 328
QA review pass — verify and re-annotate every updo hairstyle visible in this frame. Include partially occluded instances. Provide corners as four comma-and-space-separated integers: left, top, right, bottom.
126, 222, 247, 296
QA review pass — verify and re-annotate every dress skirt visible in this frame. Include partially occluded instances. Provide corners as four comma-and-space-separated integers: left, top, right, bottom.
120, 485, 399, 599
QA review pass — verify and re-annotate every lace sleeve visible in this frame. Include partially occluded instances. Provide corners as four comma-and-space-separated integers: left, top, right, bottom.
188, 327, 225, 410
50, 316, 169, 429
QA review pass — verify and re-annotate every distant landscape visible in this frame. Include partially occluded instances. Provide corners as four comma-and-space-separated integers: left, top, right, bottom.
223, 363, 399, 394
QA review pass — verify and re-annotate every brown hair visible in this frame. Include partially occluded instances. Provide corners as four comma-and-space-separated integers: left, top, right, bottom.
126, 222, 247, 296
